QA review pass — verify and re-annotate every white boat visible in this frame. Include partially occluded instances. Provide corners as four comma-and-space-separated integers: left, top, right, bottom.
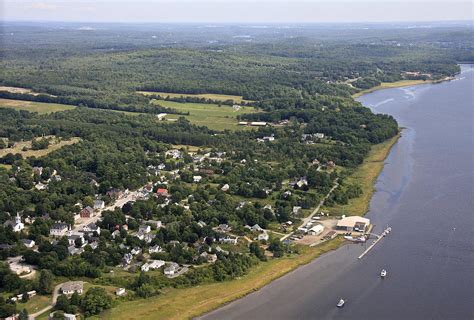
381, 269, 387, 278
337, 299, 345, 308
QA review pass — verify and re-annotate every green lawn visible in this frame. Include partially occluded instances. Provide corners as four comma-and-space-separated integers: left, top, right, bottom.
16, 294, 52, 315
138, 91, 253, 104
152, 100, 260, 131
0, 98, 76, 114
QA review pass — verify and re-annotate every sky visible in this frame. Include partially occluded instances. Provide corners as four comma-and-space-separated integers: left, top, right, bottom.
2, 0, 473, 23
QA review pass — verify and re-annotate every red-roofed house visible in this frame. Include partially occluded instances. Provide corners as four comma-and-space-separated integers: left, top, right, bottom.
156, 188, 169, 198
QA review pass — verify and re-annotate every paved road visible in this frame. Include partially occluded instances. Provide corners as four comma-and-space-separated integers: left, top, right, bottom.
280, 180, 339, 242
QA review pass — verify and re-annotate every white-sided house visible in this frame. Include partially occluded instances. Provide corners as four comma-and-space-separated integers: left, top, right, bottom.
251, 224, 263, 232
149, 244, 163, 254
220, 236, 238, 245
50, 222, 69, 237
138, 225, 151, 234
93, 200, 105, 210
193, 175, 202, 183
82, 223, 100, 235
257, 232, 269, 241
21, 239, 35, 248
3, 213, 24, 232
164, 262, 179, 276
221, 184, 230, 192
60, 281, 83, 295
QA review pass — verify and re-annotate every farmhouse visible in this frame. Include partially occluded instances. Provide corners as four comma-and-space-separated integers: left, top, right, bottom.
60, 281, 83, 295
336, 216, 371, 232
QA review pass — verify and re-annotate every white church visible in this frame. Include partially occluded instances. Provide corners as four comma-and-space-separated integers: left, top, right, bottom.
3, 213, 25, 232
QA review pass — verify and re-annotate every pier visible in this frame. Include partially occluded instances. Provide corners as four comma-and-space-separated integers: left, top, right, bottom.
358, 227, 391, 259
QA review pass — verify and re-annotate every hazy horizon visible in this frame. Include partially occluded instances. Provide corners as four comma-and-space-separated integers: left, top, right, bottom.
2, 0, 473, 24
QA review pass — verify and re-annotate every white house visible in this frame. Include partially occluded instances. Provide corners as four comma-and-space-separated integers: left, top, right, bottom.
149, 244, 163, 254
50, 222, 69, 237
93, 200, 105, 210
258, 232, 269, 241
60, 281, 83, 295
193, 175, 202, 183
164, 262, 179, 276
138, 225, 151, 234
21, 239, 35, 248
221, 184, 230, 192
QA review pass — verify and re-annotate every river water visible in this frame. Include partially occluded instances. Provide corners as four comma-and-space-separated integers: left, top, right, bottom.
200, 64, 473, 320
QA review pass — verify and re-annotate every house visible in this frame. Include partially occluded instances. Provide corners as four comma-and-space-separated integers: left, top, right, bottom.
143, 233, 154, 244
49, 312, 77, 320
292, 206, 302, 215
67, 234, 85, 246
193, 175, 202, 183
156, 188, 170, 198
50, 222, 69, 237
106, 188, 123, 199
122, 253, 133, 265
138, 225, 151, 234
3, 213, 24, 232
308, 224, 324, 236
164, 262, 179, 276
68, 245, 84, 256
60, 281, 84, 295
157, 113, 167, 120
165, 149, 182, 159
249, 121, 267, 127
35, 182, 48, 190
80, 206, 94, 218
219, 236, 238, 245
221, 184, 229, 192
93, 200, 105, 210
157, 163, 166, 170
21, 239, 35, 248
27, 290, 36, 298
215, 246, 229, 255
144, 220, 162, 229
215, 224, 232, 232
323, 231, 338, 240
197, 220, 207, 228
296, 178, 308, 189
141, 262, 150, 272
32, 166, 43, 176
149, 260, 165, 269
312, 159, 320, 166
116, 288, 126, 296
200, 252, 218, 263
336, 216, 371, 232
88, 241, 99, 250
112, 230, 121, 239
327, 161, 336, 168
148, 244, 163, 254
251, 224, 263, 232
82, 223, 100, 235
258, 232, 269, 241
131, 247, 142, 255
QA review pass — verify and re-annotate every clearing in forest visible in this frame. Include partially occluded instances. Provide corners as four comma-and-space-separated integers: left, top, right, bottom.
0, 98, 75, 114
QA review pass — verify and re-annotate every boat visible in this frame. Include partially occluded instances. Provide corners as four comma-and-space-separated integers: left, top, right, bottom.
344, 235, 366, 243
381, 269, 387, 278
337, 299, 345, 308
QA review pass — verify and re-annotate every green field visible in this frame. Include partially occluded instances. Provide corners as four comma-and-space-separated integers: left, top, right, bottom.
153, 100, 259, 131
138, 91, 253, 104
0, 98, 76, 114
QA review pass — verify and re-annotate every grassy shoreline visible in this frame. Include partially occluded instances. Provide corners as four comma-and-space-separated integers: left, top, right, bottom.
352, 79, 436, 98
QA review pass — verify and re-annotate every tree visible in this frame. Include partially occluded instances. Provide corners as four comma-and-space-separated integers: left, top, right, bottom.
38, 269, 54, 294
19, 308, 29, 320
249, 242, 266, 261
81, 287, 112, 316
55, 295, 70, 312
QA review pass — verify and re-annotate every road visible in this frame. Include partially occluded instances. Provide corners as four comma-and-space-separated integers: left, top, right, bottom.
280, 180, 339, 242
71, 190, 139, 234
28, 283, 63, 319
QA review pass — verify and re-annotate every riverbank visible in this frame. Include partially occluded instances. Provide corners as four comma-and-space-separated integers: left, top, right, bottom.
351, 78, 452, 98
104, 238, 344, 320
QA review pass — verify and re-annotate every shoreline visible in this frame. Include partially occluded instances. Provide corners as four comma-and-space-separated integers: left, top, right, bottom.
351, 77, 454, 98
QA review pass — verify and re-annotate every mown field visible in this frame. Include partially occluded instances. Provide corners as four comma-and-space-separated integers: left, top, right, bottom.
152, 100, 260, 131
138, 91, 253, 104
0, 136, 81, 158
104, 238, 344, 320
0, 98, 75, 114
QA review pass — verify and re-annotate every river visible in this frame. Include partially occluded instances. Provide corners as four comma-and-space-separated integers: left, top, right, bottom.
199, 64, 473, 320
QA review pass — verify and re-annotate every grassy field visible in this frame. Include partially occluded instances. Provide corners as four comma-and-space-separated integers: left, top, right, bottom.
16, 295, 52, 315
0, 98, 75, 114
324, 133, 401, 216
152, 100, 259, 131
352, 80, 432, 98
138, 91, 253, 104
104, 237, 344, 320
0, 136, 81, 158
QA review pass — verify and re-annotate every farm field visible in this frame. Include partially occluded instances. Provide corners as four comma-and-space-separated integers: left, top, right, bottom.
152, 100, 260, 131
0, 136, 81, 158
138, 91, 253, 104
0, 98, 75, 114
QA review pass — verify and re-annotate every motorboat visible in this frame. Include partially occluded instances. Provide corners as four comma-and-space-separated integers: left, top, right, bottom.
381, 269, 387, 278
337, 299, 345, 308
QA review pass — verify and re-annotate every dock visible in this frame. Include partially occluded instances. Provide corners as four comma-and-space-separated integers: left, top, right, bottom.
358, 227, 391, 259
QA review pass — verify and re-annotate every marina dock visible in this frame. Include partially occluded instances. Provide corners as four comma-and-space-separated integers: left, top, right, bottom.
358, 227, 391, 259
